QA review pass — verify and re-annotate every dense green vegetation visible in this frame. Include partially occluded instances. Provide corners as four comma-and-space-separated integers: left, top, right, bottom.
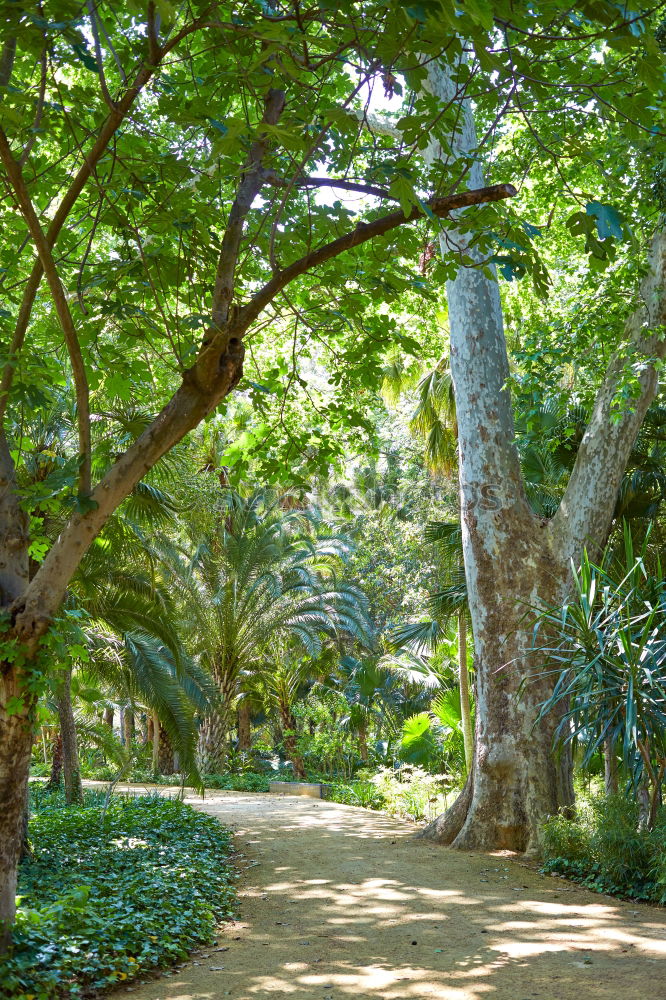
2, 788, 236, 1000
542, 796, 666, 904
0, 0, 665, 992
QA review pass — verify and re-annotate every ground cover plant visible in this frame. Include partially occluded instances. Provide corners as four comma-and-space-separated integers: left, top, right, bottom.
542, 796, 666, 904
1, 788, 236, 1000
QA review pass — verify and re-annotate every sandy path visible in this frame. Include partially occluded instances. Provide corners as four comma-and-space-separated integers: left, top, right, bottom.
104, 785, 666, 1000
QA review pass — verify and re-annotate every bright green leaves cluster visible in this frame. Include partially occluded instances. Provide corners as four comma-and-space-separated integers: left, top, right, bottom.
0, 0, 664, 504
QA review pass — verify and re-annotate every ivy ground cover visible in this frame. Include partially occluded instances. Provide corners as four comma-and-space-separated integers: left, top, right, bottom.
2, 789, 237, 1000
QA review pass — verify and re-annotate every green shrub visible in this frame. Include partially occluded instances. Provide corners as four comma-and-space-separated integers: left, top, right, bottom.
541, 795, 666, 904
201, 772, 270, 792
2, 790, 236, 999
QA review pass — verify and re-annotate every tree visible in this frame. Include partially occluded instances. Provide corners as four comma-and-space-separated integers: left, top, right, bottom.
162, 490, 369, 772
0, 0, 662, 933
421, 51, 666, 852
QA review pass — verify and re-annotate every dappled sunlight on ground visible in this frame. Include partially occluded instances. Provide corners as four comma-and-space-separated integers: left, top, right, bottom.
100, 785, 666, 1000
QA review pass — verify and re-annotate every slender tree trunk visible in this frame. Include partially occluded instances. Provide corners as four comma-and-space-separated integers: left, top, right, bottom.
123, 706, 135, 748
604, 736, 619, 796
237, 700, 252, 751
457, 613, 473, 774
56, 668, 83, 806
103, 705, 114, 727
358, 720, 369, 763
47, 730, 63, 789
151, 711, 160, 773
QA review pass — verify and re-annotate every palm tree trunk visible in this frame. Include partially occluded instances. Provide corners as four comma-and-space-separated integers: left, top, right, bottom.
458, 613, 474, 774
280, 705, 306, 779
56, 667, 83, 805
238, 700, 252, 751
151, 711, 160, 773
123, 706, 135, 747
157, 722, 175, 775
103, 706, 114, 727
358, 720, 369, 763
198, 711, 228, 774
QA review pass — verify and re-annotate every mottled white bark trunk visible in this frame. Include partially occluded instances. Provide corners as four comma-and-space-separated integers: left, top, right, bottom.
422, 57, 666, 852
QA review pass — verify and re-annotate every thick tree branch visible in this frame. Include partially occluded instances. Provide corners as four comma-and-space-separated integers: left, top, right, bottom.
13, 178, 515, 640
551, 227, 666, 561
209, 88, 286, 334
0, 130, 92, 494
240, 183, 517, 329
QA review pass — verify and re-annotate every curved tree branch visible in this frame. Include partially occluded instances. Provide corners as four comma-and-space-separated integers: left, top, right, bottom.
240, 183, 517, 329
0, 129, 92, 494
551, 227, 666, 562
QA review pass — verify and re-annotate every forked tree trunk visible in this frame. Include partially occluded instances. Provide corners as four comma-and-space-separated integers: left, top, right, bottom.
422, 59, 666, 853
457, 613, 473, 774
238, 700, 252, 751
56, 667, 83, 805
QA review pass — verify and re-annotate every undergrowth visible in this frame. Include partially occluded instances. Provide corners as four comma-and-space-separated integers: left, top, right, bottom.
541, 795, 666, 904
3, 788, 236, 1000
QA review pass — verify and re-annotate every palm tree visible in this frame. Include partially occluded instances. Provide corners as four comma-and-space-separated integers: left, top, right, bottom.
161, 489, 370, 773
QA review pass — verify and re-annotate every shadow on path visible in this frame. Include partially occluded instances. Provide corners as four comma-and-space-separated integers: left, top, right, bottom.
100, 785, 665, 1000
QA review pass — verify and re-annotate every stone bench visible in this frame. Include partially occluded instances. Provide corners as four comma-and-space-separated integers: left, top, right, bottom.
269, 781, 328, 799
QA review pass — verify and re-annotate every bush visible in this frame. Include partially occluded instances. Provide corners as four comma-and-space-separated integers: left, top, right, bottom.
542, 795, 666, 904
201, 772, 270, 792
2, 789, 236, 999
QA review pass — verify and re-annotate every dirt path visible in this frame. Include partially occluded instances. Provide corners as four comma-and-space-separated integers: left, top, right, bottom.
105, 786, 666, 1000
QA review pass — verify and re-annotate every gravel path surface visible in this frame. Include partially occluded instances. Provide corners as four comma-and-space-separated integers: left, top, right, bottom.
102, 785, 666, 1000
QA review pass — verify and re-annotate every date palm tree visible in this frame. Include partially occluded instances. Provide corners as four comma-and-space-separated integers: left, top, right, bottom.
161, 489, 370, 773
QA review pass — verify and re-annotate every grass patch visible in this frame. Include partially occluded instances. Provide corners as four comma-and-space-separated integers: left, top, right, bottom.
541, 795, 666, 904
3, 788, 236, 1000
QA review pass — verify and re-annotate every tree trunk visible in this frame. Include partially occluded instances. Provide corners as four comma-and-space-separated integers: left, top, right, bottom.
151, 711, 160, 773
157, 723, 175, 776
358, 720, 369, 763
280, 706, 306, 780
56, 667, 83, 806
422, 60, 666, 854
604, 736, 619, 796
47, 730, 63, 790
237, 700, 251, 751
103, 705, 114, 728
123, 706, 135, 748
457, 613, 473, 774
0, 680, 33, 946
197, 712, 228, 774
